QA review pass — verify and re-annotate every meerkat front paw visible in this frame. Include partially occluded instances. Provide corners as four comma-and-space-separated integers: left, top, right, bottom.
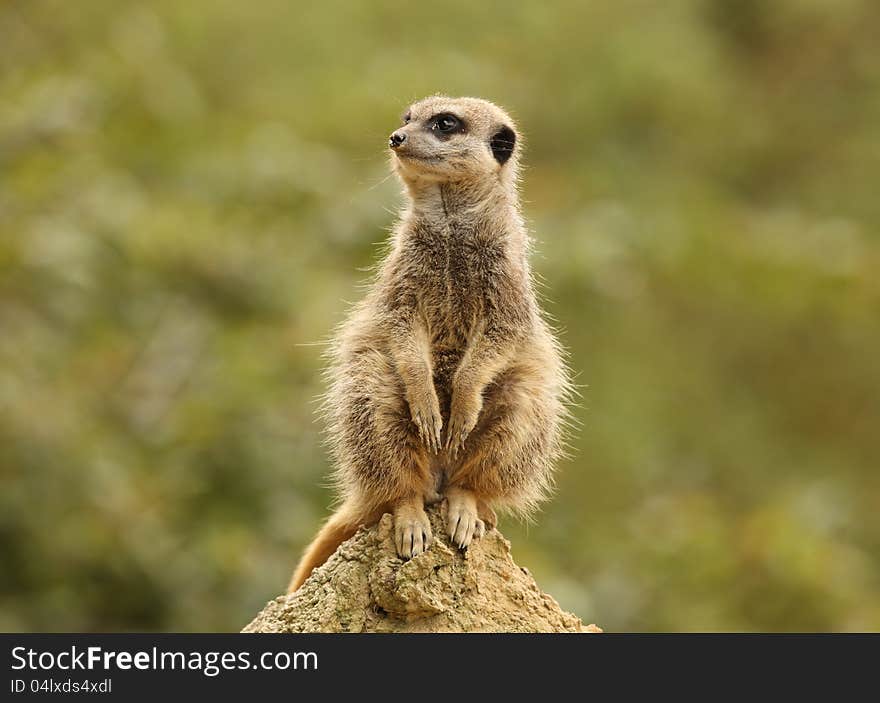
408, 388, 443, 453
445, 391, 481, 459
393, 500, 433, 559
444, 488, 485, 549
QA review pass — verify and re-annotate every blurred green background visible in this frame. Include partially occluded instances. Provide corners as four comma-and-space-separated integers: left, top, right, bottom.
2, 0, 879, 632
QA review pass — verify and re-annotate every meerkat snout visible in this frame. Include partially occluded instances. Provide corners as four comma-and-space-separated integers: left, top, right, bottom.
389, 131, 407, 148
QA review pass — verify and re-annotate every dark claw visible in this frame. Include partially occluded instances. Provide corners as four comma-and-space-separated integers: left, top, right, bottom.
450, 516, 461, 543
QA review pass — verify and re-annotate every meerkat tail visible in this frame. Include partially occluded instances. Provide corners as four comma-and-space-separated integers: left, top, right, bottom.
287, 499, 380, 593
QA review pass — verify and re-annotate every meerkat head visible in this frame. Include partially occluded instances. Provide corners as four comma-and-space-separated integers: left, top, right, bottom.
388, 96, 519, 188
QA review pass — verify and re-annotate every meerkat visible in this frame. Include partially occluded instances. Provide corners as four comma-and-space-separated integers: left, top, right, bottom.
287, 96, 570, 593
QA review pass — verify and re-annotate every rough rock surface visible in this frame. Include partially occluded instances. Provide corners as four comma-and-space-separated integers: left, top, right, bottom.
243, 506, 601, 633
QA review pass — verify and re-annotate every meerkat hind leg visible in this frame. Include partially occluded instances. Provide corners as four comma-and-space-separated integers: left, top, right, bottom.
444, 486, 485, 549
393, 495, 433, 559
477, 499, 497, 530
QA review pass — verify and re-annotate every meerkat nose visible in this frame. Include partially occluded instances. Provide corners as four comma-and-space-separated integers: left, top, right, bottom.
389, 131, 407, 148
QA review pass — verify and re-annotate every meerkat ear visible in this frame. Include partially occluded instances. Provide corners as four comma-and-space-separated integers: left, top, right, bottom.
490, 125, 516, 165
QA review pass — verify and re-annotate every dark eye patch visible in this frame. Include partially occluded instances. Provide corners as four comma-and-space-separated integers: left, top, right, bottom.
401, 110, 412, 125
428, 113, 465, 139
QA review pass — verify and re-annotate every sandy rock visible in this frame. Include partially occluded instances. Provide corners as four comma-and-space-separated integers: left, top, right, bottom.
244, 506, 601, 633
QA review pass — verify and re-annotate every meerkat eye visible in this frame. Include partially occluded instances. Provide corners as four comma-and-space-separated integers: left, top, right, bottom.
432, 114, 460, 133
402, 111, 412, 124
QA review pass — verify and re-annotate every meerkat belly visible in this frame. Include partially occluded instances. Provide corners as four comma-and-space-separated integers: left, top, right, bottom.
426, 258, 483, 403
430, 345, 464, 420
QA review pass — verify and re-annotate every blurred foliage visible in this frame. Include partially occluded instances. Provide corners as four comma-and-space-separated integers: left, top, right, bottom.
1, 0, 879, 632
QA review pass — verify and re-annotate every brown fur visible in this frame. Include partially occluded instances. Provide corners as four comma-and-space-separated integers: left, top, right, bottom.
288, 96, 571, 593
